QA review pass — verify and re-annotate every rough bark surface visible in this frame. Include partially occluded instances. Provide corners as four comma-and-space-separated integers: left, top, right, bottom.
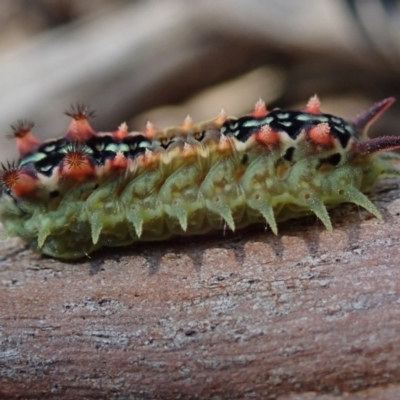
1, 178, 400, 399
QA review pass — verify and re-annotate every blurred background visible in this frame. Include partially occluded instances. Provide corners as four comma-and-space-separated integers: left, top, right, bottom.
0, 0, 400, 160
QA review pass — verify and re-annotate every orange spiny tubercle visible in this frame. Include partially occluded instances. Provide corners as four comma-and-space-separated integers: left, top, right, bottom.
216, 109, 228, 125
255, 125, 280, 147
8, 120, 35, 138
113, 123, 129, 140
60, 143, 95, 180
65, 104, 96, 120
8, 120, 41, 157
144, 121, 159, 140
65, 103, 96, 142
0, 162, 38, 198
305, 94, 321, 114
0, 161, 21, 189
182, 115, 194, 131
308, 123, 333, 147
251, 99, 269, 118
110, 151, 128, 170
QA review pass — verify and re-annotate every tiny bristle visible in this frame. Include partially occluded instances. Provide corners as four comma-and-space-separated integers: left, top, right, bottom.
65, 104, 96, 120
7, 120, 35, 139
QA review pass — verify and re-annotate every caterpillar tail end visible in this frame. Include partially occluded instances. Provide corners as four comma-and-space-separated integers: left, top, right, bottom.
356, 136, 400, 155
351, 97, 396, 139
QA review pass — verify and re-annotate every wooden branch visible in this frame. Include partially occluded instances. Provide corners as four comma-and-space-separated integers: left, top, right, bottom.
1, 178, 400, 399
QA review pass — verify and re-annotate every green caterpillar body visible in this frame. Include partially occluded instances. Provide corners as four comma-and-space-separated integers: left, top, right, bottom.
1, 96, 399, 259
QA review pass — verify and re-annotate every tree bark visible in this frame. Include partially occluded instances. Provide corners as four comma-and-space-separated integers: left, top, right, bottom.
1, 178, 400, 399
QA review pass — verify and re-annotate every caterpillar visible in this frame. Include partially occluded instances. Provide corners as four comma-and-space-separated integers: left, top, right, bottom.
1, 96, 400, 259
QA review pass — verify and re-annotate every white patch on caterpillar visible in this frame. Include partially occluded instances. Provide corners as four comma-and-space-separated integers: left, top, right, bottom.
242, 116, 273, 128
276, 113, 289, 119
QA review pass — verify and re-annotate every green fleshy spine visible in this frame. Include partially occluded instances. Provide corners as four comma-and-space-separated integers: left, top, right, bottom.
0, 143, 395, 259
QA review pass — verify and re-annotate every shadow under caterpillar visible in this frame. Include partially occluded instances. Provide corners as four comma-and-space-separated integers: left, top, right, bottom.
1, 96, 400, 259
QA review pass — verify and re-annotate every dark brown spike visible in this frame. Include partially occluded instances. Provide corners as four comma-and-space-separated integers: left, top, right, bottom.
356, 136, 400, 155
350, 97, 395, 138
7, 120, 35, 139
64, 103, 96, 120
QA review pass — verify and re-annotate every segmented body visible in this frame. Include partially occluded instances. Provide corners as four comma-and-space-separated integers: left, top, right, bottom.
1, 97, 399, 259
